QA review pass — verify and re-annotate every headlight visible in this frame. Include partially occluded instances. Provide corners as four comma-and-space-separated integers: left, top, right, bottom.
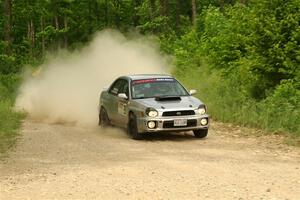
146, 108, 158, 117
198, 105, 206, 115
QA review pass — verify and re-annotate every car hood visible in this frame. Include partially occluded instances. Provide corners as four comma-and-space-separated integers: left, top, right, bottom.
134, 96, 203, 111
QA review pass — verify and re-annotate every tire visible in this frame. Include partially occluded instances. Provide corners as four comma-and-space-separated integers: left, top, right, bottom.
193, 129, 208, 138
127, 113, 143, 140
99, 107, 110, 127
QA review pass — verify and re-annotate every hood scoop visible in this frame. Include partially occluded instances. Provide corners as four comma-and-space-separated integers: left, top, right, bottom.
155, 96, 181, 101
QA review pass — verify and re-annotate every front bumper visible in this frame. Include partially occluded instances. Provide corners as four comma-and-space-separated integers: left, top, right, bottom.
136, 114, 209, 133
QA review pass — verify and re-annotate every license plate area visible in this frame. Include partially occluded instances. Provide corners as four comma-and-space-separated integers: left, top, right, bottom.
174, 119, 187, 126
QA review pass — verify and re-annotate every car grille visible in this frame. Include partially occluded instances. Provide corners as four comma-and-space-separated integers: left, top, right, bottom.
163, 119, 197, 128
162, 110, 195, 117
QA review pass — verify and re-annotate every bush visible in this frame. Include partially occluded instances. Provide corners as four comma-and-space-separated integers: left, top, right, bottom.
0, 74, 25, 156
168, 1, 300, 136
0, 100, 24, 155
0, 74, 22, 101
258, 80, 300, 134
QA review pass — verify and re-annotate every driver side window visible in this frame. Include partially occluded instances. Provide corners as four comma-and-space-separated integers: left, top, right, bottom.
119, 81, 129, 97
109, 79, 129, 96
109, 79, 123, 95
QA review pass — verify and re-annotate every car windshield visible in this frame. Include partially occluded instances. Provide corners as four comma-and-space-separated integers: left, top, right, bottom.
131, 78, 189, 99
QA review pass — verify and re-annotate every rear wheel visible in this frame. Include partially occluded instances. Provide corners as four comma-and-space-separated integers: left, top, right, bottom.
99, 107, 110, 127
127, 113, 143, 140
193, 129, 208, 138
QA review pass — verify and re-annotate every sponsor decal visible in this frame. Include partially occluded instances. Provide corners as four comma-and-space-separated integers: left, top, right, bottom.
132, 78, 174, 85
155, 78, 174, 81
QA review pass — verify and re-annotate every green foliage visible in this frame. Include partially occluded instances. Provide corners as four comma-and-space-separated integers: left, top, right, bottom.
0, 100, 24, 155
0, 0, 299, 146
200, 1, 300, 98
0, 74, 25, 156
259, 80, 300, 133
138, 16, 170, 34
0, 74, 22, 101
170, 0, 300, 135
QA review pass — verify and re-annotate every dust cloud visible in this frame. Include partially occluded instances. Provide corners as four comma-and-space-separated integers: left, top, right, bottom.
15, 30, 170, 126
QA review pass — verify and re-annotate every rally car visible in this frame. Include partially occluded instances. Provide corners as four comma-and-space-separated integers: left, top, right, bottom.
98, 74, 209, 140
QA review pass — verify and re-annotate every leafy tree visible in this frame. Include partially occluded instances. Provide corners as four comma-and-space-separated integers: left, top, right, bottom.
0, 0, 299, 134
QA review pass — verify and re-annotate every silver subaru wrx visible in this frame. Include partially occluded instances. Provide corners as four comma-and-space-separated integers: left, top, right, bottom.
98, 74, 209, 140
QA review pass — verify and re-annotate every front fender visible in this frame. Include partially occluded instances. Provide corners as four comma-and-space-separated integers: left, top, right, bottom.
127, 101, 146, 121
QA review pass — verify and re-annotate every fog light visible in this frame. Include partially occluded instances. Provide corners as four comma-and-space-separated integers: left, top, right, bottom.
200, 118, 208, 126
147, 121, 156, 129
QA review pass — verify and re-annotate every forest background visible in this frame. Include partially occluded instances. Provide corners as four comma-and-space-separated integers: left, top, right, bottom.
0, 0, 299, 152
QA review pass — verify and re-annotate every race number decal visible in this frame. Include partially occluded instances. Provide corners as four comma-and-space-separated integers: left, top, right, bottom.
118, 102, 126, 116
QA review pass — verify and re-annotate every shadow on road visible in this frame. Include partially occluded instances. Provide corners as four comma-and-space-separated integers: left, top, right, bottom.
138, 132, 203, 142
98, 126, 204, 142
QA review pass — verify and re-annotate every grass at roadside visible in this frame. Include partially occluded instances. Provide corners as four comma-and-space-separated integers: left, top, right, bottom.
0, 100, 25, 156
175, 66, 300, 146
0, 74, 25, 157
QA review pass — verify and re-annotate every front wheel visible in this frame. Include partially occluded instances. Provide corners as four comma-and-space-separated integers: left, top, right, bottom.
99, 107, 110, 127
193, 129, 208, 138
127, 113, 143, 140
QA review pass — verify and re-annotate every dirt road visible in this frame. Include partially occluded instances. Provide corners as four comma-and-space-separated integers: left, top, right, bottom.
0, 120, 299, 200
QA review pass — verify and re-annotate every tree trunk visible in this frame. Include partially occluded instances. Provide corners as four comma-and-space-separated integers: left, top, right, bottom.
133, 0, 141, 27
31, 19, 35, 49
88, 0, 92, 34
105, 0, 109, 26
149, 0, 156, 19
191, 0, 197, 25
40, 16, 45, 56
27, 21, 31, 56
54, 15, 59, 29
159, 0, 167, 16
114, 2, 120, 29
27, 20, 35, 58
3, 0, 12, 54
220, 0, 225, 12
94, 1, 100, 27
54, 15, 60, 48
64, 16, 68, 48
176, 0, 180, 29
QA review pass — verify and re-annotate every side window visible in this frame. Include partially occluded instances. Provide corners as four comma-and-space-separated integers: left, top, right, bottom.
109, 79, 123, 95
119, 80, 129, 97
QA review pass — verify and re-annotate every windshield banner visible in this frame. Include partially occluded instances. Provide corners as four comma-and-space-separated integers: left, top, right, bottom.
132, 78, 174, 85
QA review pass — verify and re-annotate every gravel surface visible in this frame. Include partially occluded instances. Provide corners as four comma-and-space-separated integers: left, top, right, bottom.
1, 120, 300, 200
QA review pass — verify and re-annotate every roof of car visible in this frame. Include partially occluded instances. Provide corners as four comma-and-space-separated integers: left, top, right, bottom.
125, 74, 173, 80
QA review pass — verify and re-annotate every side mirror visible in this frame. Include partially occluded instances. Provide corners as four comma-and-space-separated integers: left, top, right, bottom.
189, 89, 197, 95
118, 93, 128, 100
